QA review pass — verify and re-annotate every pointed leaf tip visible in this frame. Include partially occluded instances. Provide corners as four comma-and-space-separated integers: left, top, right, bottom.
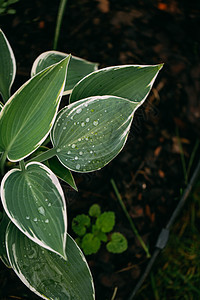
0, 29, 16, 102
0, 53, 70, 162
1, 162, 67, 258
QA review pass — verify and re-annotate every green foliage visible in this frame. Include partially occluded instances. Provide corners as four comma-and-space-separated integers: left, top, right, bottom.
89, 203, 101, 217
82, 233, 101, 255
0, 28, 162, 299
96, 211, 115, 233
138, 181, 200, 299
72, 214, 91, 236
106, 232, 128, 254
0, 0, 19, 15
72, 204, 128, 255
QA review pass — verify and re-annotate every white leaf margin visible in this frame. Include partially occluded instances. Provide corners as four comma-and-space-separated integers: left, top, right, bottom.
1, 162, 68, 259
31, 50, 99, 95
0, 56, 70, 162
0, 29, 16, 98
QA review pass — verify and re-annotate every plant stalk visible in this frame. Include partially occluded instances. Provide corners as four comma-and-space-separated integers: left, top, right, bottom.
53, 0, 68, 50
110, 179, 151, 258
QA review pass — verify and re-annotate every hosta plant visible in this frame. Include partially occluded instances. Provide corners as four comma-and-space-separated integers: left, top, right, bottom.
0, 28, 163, 299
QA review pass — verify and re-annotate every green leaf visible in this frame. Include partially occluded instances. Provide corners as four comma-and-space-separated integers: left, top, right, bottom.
0, 29, 16, 102
96, 212, 115, 233
0, 55, 70, 161
89, 204, 101, 218
31, 51, 98, 95
1, 162, 67, 259
47, 156, 78, 191
0, 212, 10, 267
51, 95, 137, 172
72, 214, 91, 237
6, 223, 95, 300
69, 64, 163, 103
106, 232, 128, 254
81, 233, 101, 255
92, 225, 107, 242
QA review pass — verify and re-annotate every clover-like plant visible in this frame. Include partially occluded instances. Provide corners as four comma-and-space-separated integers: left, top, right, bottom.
0, 28, 163, 299
72, 204, 128, 255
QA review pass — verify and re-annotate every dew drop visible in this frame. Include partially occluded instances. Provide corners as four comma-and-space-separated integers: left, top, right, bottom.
67, 150, 71, 154
70, 116, 73, 120
33, 218, 38, 222
75, 156, 78, 160
48, 203, 52, 207
90, 150, 93, 154
72, 144, 76, 148
26, 216, 30, 220
63, 126, 66, 130
76, 108, 82, 114
78, 138, 81, 141
93, 120, 98, 126
79, 151, 83, 155
38, 206, 45, 216
45, 219, 49, 223
57, 148, 61, 153
105, 109, 107, 112
76, 164, 81, 170
86, 117, 90, 122
81, 122, 85, 127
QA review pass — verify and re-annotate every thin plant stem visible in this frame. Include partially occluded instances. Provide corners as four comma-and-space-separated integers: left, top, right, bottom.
26, 148, 57, 164
110, 178, 151, 258
186, 139, 200, 179
53, 0, 68, 50
110, 287, 118, 300
19, 160, 25, 171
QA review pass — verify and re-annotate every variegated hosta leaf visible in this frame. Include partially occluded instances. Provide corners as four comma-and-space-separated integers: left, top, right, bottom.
0, 55, 70, 161
1, 162, 67, 259
0, 29, 16, 102
47, 156, 78, 191
51, 95, 138, 172
70, 64, 163, 103
31, 50, 98, 95
0, 213, 10, 267
6, 223, 95, 300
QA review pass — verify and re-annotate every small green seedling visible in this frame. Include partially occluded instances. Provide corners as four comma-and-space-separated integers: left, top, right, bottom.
72, 204, 128, 255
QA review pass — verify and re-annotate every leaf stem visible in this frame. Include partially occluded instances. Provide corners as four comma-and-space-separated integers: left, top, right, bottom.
26, 148, 57, 164
110, 178, 151, 258
19, 160, 25, 171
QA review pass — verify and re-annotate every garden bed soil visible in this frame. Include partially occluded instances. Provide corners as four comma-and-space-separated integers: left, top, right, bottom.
0, 0, 200, 299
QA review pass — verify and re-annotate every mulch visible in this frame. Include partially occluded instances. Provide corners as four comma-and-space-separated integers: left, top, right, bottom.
0, 0, 200, 299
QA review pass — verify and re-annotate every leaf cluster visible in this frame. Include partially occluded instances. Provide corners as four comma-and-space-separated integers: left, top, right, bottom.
72, 204, 128, 255
0, 28, 162, 300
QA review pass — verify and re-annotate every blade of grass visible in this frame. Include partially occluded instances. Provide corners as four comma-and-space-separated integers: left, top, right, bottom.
186, 139, 200, 180
110, 178, 151, 258
53, 0, 68, 50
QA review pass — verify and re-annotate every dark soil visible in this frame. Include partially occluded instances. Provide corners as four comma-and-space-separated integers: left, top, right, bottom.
0, 0, 200, 299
